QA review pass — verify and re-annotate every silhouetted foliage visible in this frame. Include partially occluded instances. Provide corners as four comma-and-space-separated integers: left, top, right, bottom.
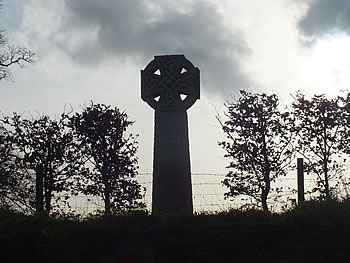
69, 102, 144, 215
292, 92, 350, 200
0, 123, 34, 212
218, 90, 294, 211
0, 1, 35, 81
0, 124, 13, 204
1, 113, 82, 215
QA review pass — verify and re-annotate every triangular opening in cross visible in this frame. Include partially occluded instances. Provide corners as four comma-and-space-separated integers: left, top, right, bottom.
154, 95, 160, 102
180, 67, 187, 74
180, 93, 187, 101
154, 69, 161, 76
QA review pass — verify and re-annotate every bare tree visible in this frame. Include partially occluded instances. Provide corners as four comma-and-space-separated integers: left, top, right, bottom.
0, 2, 35, 80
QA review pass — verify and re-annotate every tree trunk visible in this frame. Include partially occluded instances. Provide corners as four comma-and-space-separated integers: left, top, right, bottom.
44, 168, 53, 216
44, 190, 51, 215
35, 164, 44, 213
261, 176, 270, 212
324, 159, 330, 200
261, 131, 271, 212
323, 120, 330, 200
104, 179, 111, 216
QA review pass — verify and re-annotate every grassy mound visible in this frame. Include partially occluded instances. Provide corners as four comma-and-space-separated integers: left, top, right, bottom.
1, 200, 350, 262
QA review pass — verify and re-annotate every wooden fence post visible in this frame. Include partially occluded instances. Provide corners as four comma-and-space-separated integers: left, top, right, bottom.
297, 158, 304, 203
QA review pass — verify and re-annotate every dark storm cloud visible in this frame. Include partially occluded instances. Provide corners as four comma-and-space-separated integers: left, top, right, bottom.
55, 0, 251, 95
298, 0, 350, 37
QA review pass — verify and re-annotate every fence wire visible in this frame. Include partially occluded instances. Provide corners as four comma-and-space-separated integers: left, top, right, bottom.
70, 171, 343, 216
71, 172, 349, 215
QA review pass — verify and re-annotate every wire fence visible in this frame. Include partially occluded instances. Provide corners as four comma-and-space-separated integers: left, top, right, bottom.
69, 170, 347, 216
137, 173, 235, 213
70, 173, 234, 216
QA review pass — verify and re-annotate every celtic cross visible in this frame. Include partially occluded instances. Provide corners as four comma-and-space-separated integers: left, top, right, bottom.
141, 55, 200, 214
141, 55, 200, 110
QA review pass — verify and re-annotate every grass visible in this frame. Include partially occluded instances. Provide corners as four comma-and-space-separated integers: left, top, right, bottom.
1, 200, 350, 262
282, 199, 350, 223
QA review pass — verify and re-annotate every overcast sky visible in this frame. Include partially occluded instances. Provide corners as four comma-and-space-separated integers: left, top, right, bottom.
1, 0, 350, 174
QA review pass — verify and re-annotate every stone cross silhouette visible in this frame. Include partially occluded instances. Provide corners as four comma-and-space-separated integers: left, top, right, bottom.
141, 55, 200, 214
